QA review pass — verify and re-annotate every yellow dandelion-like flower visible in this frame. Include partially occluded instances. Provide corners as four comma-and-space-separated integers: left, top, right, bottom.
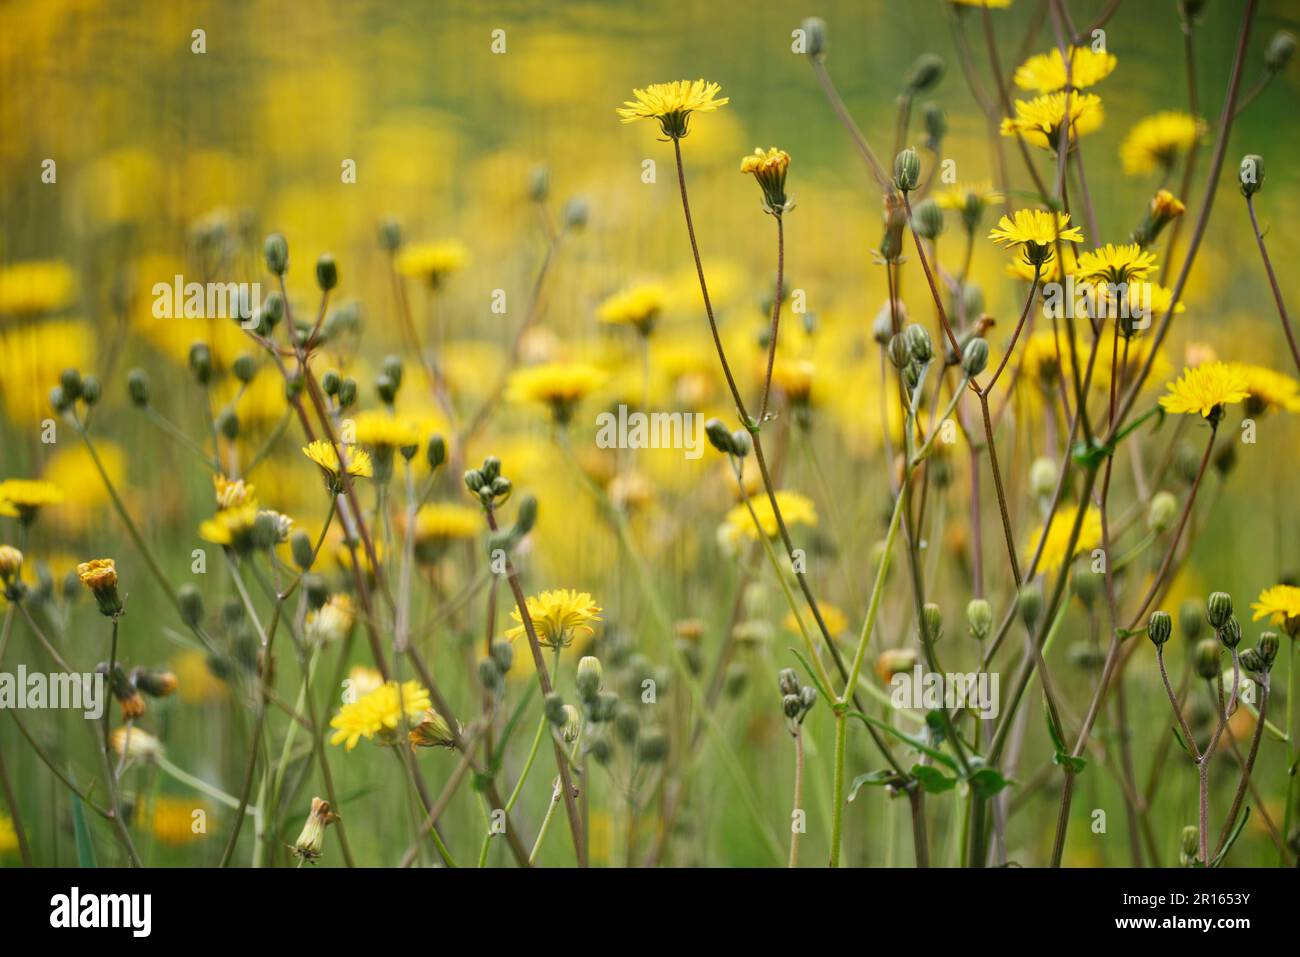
934, 181, 1004, 231
172, 650, 228, 703
1013, 46, 1117, 94
0, 478, 64, 524
724, 489, 818, 542
783, 602, 848, 637
351, 410, 422, 450
145, 796, 210, 846
617, 79, 729, 138
768, 356, 817, 404
198, 502, 260, 548
348, 665, 384, 698
329, 680, 431, 751
597, 284, 667, 336
739, 147, 792, 213
1251, 584, 1300, 633
1121, 112, 1206, 174
1159, 361, 1250, 420
1075, 243, 1159, 285
303, 440, 374, 481
1227, 363, 1300, 414
395, 240, 470, 287
412, 502, 481, 558
506, 361, 608, 424
950, 0, 1013, 7
1027, 506, 1103, 574
504, 588, 603, 648
213, 474, 254, 509
0, 260, 77, 317
1001, 92, 1104, 151
988, 209, 1083, 267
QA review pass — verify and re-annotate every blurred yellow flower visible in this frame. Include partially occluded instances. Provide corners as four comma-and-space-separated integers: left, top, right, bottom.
0, 478, 64, 523
1013, 46, 1116, 94
1027, 506, 1102, 573
198, 502, 260, 548
1000, 92, 1103, 150
1231, 363, 1300, 414
1121, 112, 1206, 174
350, 409, 421, 450
597, 284, 667, 336
144, 796, 210, 846
725, 490, 817, 541
1251, 584, 1300, 632
396, 240, 469, 287
0, 260, 76, 316
329, 680, 431, 751
507, 361, 608, 423
0, 815, 17, 854
784, 602, 848, 637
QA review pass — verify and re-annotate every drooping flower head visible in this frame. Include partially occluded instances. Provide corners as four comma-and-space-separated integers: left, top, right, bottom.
1013, 46, 1117, 94
988, 209, 1084, 267
1159, 361, 1250, 422
505, 588, 602, 649
740, 147, 792, 214
1001, 92, 1104, 151
617, 79, 729, 139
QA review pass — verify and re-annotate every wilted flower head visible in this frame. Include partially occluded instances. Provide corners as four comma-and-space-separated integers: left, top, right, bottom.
77, 558, 122, 617
292, 796, 340, 862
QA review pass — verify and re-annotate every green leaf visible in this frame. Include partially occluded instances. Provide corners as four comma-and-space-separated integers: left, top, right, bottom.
847, 769, 901, 801
924, 710, 947, 747
846, 710, 958, 771
69, 771, 97, 868
911, 763, 957, 794
1044, 706, 1068, 755
968, 767, 1013, 798
1052, 752, 1087, 774
1211, 807, 1250, 868
1170, 723, 1195, 759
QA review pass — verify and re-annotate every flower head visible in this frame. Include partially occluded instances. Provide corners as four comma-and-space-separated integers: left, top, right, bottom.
506, 362, 607, 424
505, 588, 602, 648
1121, 112, 1205, 174
0, 260, 77, 316
0, 479, 64, 525
408, 709, 459, 750
1251, 584, 1300, 635
412, 502, 480, 563
935, 182, 1004, 232
724, 490, 818, 542
111, 726, 164, 762
617, 79, 729, 139
597, 284, 667, 336
1001, 92, 1104, 151
213, 474, 254, 509
351, 410, 421, 450
1026, 506, 1103, 574
77, 558, 122, 617
292, 797, 341, 862
1159, 361, 1250, 421
198, 502, 261, 552
329, 679, 431, 751
395, 240, 469, 288
1075, 243, 1159, 285
305, 593, 356, 646
303, 440, 373, 488
740, 147, 792, 214
988, 209, 1084, 267
1231, 363, 1300, 415
1013, 46, 1116, 94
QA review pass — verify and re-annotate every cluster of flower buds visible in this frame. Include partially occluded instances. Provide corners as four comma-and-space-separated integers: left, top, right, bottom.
888, 323, 934, 400
777, 668, 817, 728
465, 456, 512, 509
477, 638, 514, 694
49, 366, 102, 416
1239, 633, 1280, 676
704, 418, 753, 458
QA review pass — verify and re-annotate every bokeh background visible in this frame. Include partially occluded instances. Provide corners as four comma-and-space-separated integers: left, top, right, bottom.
2, 0, 1299, 867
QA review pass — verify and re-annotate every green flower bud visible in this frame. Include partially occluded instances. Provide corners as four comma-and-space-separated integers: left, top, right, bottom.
217, 408, 239, 441
1217, 614, 1242, 649
290, 530, 315, 570
378, 217, 402, 253
910, 198, 944, 240
587, 736, 612, 765
425, 435, 446, 470
1207, 591, 1233, 629
544, 692, 567, 727
481, 457, 501, 482
799, 685, 816, 714
1179, 599, 1204, 641
1179, 824, 1199, 866
478, 657, 502, 691
178, 584, 204, 628
575, 655, 603, 700
321, 369, 341, 396
887, 333, 910, 370
78, 374, 101, 406
315, 254, 338, 291
188, 343, 212, 385
49, 385, 70, 414
127, 368, 150, 407
59, 368, 82, 402
962, 337, 989, 377
730, 430, 751, 457
262, 291, 285, 329
905, 323, 933, 364
1238, 647, 1264, 674
464, 469, 485, 493
488, 639, 513, 674
777, 667, 800, 697
922, 603, 943, 643
375, 373, 397, 406
782, 693, 802, 718
562, 197, 589, 230
705, 417, 735, 455
801, 17, 827, 60
905, 53, 945, 94
1147, 610, 1172, 646
614, 704, 640, 744
1266, 31, 1295, 72
381, 355, 403, 392
966, 598, 993, 640
922, 102, 946, 150
638, 728, 668, 763
528, 165, 550, 203
1018, 581, 1043, 627
1239, 154, 1264, 198
893, 147, 921, 193
232, 355, 256, 384
264, 233, 288, 276
1147, 491, 1178, 534
336, 377, 357, 409
1194, 637, 1221, 680
1258, 632, 1279, 670
513, 494, 537, 537
1072, 561, 1099, 607
303, 573, 329, 610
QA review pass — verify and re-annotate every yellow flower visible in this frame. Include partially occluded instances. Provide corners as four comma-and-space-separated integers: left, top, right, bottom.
305, 593, 356, 645
949, 0, 1013, 6
351, 409, 421, 449
1000, 92, 1104, 150
213, 474, 254, 509
988, 209, 1083, 267
1251, 584, 1300, 634
783, 602, 848, 637
413, 502, 481, 563
935, 182, 1004, 231
740, 147, 792, 213
1159, 361, 1250, 419
348, 665, 384, 698
1121, 112, 1206, 174
395, 240, 470, 287
0, 319, 92, 424
597, 284, 667, 336
768, 357, 817, 404
172, 650, 228, 703
0, 478, 64, 524
1230, 363, 1300, 414
506, 361, 608, 424
0, 260, 77, 316
145, 796, 210, 846
724, 489, 818, 541
303, 440, 374, 481
292, 796, 341, 861
0, 815, 17, 855
1075, 243, 1159, 285
329, 680, 431, 751
198, 502, 260, 549
1152, 189, 1185, 220
1026, 506, 1103, 573
1013, 46, 1116, 94
505, 588, 603, 648
77, 557, 123, 616
617, 79, 729, 138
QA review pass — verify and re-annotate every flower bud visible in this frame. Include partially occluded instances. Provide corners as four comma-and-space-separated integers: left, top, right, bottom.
478, 657, 502, 691
966, 598, 993, 640
1029, 457, 1057, 499
292, 796, 340, 862
562, 197, 589, 230
1194, 637, 1221, 680
131, 667, 178, 698
1217, 614, 1242, 649
638, 727, 668, 762
905, 53, 945, 94
587, 736, 612, 765
1018, 581, 1043, 627
905, 323, 932, 364
337, 377, 358, 408
1147, 610, 1172, 646
1266, 31, 1295, 72
1239, 154, 1264, 197
893, 147, 921, 193
321, 369, 342, 397
576, 655, 603, 700
290, 530, 315, 570
489, 638, 513, 673
217, 408, 239, 441
303, 573, 329, 610
910, 198, 944, 240
264, 233, 288, 276
80, 374, 102, 406
1147, 491, 1178, 534
782, 693, 802, 718
921, 603, 943, 643
77, 559, 122, 618
315, 254, 338, 291
799, 685, 816, 713
961, 337, 989, 378
544, 692, 567, 727
874, 647, 918, 683
178, 583, 204, 628
705, 417, 735, 455
614, 704, 640, 744
1071, 561, 1099, 607
777, 667, 800, 697
0, 545, 22, 582
127, 368, 150, 407
409, 709, 457, 749
1179, 599, 1203, 641
801, 17, 827, 60
58, 368, 82, 403
1257, 632, 1280, 670
378, 217, 402, 253
922, 102, 946, 150
730, 430, 751, 457
1238, 647, 1264, 674
1179, 824, 1199, 867
887, 333, 910, 370
1206, 591, 1233, 629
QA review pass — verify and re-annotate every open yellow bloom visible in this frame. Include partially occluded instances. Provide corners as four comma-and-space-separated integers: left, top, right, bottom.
351, 410, 421, 450
1251, 584, 1300, 633
505, 588, 603, 648
329, 680, 431, 751
0, 478, 64, 524
1159, 362, 1250, 419
1231, 363, 1300, 414
412, 502, 481, 563
988, 209, 1083, 267
1013, 46, 1116, 94
597, 284, 667, 335
1121, 112, 1205, 174
507, 361, 608, 424
1026, 506, 1102, 574
395, 240, 469, 287
1075, 243, 1158, 285
198, 502, 260, 548
303, 440, 374, 480
617, 79, 729, 138
724, 489, 818, 541
213, 474, 254, 509
1001, 92, 1103, 150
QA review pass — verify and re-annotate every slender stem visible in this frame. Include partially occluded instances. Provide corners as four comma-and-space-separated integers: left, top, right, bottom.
1245, 195, 1300, 376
